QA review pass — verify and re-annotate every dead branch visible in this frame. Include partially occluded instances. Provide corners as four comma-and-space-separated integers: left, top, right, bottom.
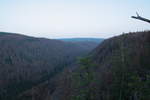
131, 12, 150, 23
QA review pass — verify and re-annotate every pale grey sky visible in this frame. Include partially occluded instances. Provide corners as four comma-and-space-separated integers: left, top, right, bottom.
0, 0, 150, 38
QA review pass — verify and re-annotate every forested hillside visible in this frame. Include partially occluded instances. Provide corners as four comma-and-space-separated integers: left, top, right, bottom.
19, 31, 150, 100
0, 32, 99, 100
70, 31, 150, 100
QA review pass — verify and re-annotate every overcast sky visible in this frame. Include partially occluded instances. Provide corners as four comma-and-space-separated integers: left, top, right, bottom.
0, 0, 150, 39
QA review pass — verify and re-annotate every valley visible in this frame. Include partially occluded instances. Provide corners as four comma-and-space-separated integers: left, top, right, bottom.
0, 31, 149, 100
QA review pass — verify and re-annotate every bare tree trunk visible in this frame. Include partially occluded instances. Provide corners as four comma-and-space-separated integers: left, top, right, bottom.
131, 12, 150, 24
133, 91, 138, 100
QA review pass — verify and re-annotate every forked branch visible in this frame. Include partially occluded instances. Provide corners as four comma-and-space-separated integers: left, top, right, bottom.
131, 12, 150, 23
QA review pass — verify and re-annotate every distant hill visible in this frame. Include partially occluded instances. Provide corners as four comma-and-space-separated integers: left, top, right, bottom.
19, 31, 150, 100
59, 38, 104, 52
58, 38, 104, 43
0, 32, 99, 100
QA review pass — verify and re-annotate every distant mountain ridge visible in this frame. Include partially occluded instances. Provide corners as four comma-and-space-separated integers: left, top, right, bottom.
58, 38, 104, 43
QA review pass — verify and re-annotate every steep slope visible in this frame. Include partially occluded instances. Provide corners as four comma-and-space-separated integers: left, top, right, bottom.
90, 31, 150, 100
19, 31, 150, 100
0, 32, 97, 100
71, 31, 150, 100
